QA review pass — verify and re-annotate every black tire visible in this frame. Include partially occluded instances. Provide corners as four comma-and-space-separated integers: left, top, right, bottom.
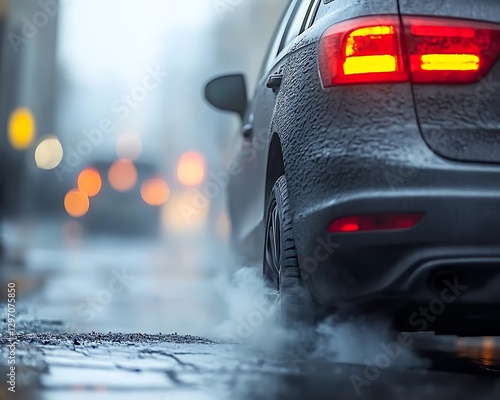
264, 175, 314, 328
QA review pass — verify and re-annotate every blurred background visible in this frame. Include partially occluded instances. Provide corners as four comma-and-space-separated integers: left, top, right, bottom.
0, 0, 287, 335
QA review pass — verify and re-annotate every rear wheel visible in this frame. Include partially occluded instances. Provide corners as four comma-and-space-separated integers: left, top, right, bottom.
264, 176, 314, 328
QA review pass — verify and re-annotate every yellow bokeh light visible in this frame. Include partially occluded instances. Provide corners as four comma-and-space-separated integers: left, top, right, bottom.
35, 136, 64, 170
108, 159, 137, 192
64, 189, 90, 218
162, 191, 209, 233
78, 168, 102, 197
8, 108, 36, 150
177, 151, 205, 187
141, 178, 170, 206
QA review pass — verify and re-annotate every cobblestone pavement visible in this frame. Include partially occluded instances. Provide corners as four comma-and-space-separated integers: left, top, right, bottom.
1, 321, 500, 400
1, 227, 500, 399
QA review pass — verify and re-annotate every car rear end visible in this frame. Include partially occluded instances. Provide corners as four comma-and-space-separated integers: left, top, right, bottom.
286, 0, 500, 318
82, 161, 162, 238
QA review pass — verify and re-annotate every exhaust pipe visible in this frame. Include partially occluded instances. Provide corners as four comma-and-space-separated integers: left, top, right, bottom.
429, 269, 467, 294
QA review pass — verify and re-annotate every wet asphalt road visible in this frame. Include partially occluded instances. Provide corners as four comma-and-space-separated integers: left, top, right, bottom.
1, 222, 500, 399
1, 323, 500, 400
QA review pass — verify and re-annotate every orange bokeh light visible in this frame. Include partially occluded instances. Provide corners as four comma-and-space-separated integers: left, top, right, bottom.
108, 159, 137, 192
177, 151, 205, 186
141, 178, 170, 207
64, 190, 90, 218
78, 168, 102, 197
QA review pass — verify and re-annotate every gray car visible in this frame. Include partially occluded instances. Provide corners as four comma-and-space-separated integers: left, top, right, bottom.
205, 0, 500, 334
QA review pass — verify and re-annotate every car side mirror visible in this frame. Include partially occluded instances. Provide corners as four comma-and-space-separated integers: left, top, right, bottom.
205, 74, 248, 120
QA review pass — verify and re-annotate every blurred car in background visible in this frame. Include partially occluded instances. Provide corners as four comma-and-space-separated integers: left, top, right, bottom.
206, 0, 500, 334
77, 158, 167, 238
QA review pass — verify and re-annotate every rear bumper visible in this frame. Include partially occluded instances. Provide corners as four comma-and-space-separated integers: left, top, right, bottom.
293, 157, 500, 307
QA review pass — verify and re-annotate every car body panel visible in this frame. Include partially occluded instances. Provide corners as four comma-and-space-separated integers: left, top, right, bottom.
228, 0, 300, 255
228, 76, 281, 245
219, 0, 500, 311
399, 0, 500, 163
229, 0, 402, 252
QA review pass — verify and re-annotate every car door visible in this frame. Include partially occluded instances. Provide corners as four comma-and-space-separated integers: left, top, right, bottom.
229, 0, 319, 252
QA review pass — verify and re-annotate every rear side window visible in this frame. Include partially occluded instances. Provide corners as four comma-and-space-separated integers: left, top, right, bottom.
280, 0, 315, 52
315, 0, 338, 22
261, 2, 296, 76
261, 0, 317, 76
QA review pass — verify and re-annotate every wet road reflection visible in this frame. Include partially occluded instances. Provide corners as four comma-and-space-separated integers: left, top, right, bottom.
1, 331, 500, 400
456, 337, 500, 369
2, 222, 500, 399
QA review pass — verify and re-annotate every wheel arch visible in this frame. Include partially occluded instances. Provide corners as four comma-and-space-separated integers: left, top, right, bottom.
265, 132, 285, 208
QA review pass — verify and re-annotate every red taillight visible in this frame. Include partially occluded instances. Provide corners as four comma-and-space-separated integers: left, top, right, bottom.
403, 16, 500, 84
319, 16, 408, 86
328, 213, 423, 233
319, 16, 500, 86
